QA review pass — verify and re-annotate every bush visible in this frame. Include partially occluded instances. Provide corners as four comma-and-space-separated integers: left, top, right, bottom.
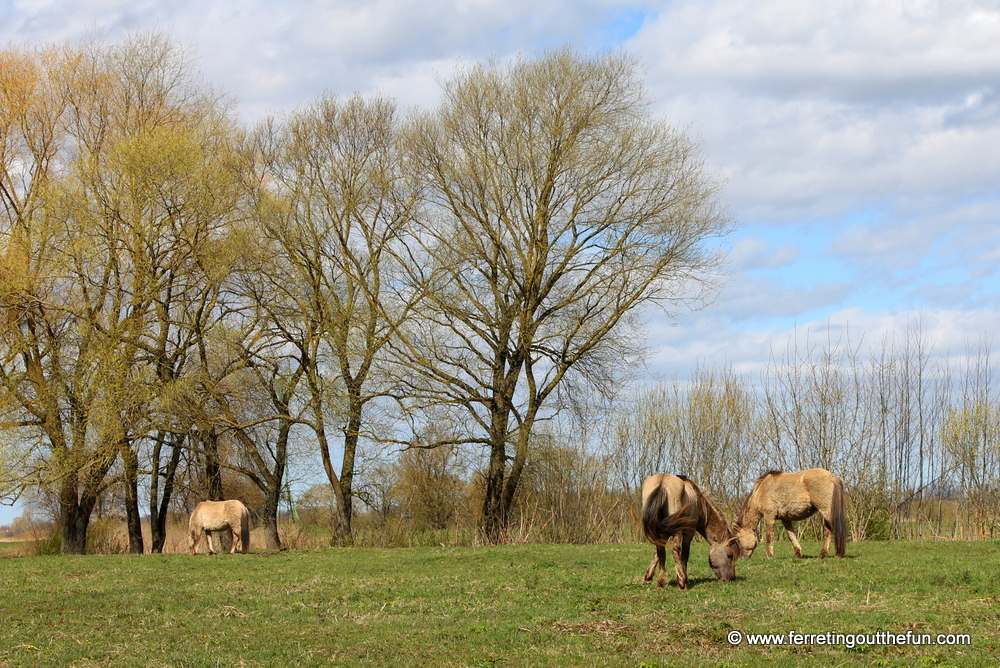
30, 526, 62, 556
86, 517, 130, 554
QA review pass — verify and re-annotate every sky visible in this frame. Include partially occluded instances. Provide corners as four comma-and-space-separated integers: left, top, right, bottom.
2, 0, 999, 523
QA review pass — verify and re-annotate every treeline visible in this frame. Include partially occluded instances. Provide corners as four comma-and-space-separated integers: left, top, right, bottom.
300, 322, 1000, 548
0, 33, 730, 553
609, 324, 1000, 542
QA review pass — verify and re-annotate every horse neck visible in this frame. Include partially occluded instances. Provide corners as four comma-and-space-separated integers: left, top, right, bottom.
699, 494, 732, 544
736, 485, 765, 529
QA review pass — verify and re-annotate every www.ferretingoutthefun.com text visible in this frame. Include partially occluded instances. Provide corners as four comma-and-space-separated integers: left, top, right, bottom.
726, 630, 972, 649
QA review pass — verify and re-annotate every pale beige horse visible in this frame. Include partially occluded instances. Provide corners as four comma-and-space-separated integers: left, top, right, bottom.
734, 469, 846, 559
188, 500, 251, 555
641, 474, 741, 590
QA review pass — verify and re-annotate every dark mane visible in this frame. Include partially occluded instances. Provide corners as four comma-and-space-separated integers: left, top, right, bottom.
684, 478, 732, 542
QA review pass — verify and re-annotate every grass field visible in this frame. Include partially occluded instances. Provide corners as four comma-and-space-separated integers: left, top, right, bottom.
0, 539, 26, 558
0, 540, 997, 667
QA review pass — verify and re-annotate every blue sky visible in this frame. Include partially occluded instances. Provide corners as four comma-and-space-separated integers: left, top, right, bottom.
3, 0, 999, 523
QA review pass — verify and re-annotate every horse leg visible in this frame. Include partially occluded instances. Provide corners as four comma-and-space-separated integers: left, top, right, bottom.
781, 519, 803, 558
819, 517, 832, 558
680, 534, 691, 587
189, 527, 200, 556
228, 523, 238, 554
671, 534, 690, 591
764, 517, 776, 557
643, 548, 661, 584
653, 545, 668, 587
206, 531, 217, 555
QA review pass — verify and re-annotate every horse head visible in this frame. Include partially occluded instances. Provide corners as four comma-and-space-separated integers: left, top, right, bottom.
733, 524, 758, 558
708, 536, 741, 583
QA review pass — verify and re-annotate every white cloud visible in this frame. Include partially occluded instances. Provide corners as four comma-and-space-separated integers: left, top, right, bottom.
719, 276, 855, 322
825, 196, 1000, 304
3, 0, 657, 116
646, 304, 1000, 379
730, 238, 801, 270
634, 0, 1000, 100
631, 0, 1000, 224
5, 0, 1000, 386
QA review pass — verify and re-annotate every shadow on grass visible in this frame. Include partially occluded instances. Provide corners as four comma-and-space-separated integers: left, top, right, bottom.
651, 576, 744, 590
752, 552, 859, 560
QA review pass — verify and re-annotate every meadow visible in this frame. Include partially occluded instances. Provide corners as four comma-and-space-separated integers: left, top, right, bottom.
0, 540, 997, 668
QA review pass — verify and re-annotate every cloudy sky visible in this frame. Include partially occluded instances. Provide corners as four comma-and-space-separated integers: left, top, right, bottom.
2, 1, 998, 518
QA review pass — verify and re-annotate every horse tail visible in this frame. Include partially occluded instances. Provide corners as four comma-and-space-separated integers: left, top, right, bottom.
240, 505, 250, 554
642, 484, 695, 545
831, 476, 847, 557
641, 484, 666, 545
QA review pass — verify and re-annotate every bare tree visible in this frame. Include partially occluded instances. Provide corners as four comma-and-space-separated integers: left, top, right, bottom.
942, 338, 1000, 538
611, 367, 756, 500
245, 93, 413, 544
394, 49, 732, 542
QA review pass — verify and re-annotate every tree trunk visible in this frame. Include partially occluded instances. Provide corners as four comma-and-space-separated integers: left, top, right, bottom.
120, 440, 144, 554
339, 401, 364, 538
60, 511, 90, 555
261, 488, 282, 550
314, 404, 353, 547
480, 441, 509, 544
60, 499, 89, 555
59, 480, 100, 555
202, 429, 224, 500
149, 434, 182, 553
56, 443, 117, 555
260, 422, 290, 551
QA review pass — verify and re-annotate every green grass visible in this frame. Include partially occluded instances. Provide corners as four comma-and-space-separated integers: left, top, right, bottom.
1, 540, 998, 667
0, 540, 26, 557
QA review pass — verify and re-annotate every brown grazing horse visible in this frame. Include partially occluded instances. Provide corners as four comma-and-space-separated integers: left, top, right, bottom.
188, 500, 251, 555
640, 473, 741, 590
734, 468, 846, 559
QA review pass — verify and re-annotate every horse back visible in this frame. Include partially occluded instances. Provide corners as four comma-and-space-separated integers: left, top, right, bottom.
191, 500, 240, 532
642, 474, 698, 517
766, 469, 840, 516
800, 468, 837, 495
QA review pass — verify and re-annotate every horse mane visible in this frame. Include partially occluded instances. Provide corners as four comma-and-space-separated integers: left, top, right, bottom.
736, 470, 783, 527
682, 477, 733, 543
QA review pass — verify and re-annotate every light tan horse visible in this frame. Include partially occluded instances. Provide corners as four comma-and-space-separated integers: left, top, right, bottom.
734, 469, 846, 559
188, 500, 251, 555
641, 474, 742, 590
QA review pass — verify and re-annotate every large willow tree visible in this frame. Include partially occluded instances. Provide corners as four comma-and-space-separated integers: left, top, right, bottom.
0, 35, 241, 553
395, 49, 733, 542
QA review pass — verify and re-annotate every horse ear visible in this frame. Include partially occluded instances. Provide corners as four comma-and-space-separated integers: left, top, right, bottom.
728, 536, 742, 558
